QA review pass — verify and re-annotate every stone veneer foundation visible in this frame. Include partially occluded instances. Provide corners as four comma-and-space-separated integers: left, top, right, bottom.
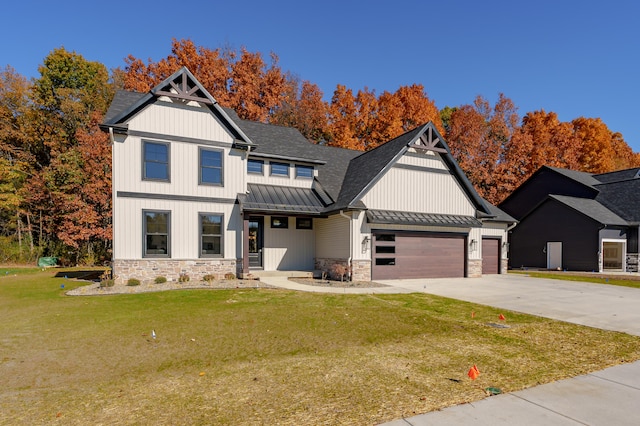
112, 259, 237, 285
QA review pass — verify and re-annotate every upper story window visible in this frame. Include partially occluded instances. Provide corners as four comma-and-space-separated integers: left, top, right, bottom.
247, 159, 264, 175
296, 165, 314, 179
199, 148, 223, 186
270, 162, 290, 177
143, 210, 170, 258
143, 141, 170, 181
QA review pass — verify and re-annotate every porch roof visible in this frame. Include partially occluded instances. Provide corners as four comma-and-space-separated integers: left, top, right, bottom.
366, 209, 482, 228
239, 183, 327, 215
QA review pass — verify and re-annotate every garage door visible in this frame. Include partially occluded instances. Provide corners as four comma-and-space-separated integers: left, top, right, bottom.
482, 238, 500, 274
372, 232, 466, 280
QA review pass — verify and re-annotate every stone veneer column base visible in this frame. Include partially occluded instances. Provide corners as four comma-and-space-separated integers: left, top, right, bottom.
112, 259, 237, 285
351, 260, 371, 281
468, 259, 482, 278
315, 258, 372, 282
501, 258, 509, 274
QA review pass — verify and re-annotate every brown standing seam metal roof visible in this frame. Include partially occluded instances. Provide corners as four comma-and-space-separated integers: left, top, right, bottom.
366, 209, 482, 228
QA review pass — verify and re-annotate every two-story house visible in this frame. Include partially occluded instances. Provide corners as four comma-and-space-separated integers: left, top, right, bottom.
101, 67, 515, 284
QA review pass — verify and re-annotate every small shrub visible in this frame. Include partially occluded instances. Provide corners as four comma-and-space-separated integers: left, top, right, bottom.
178, 273, 190, 283
99, 279, 115, 288
224, 272, 236, 280
126, 278, 141, 286
154, 276, 167, 284
331, 264, 349, 282
203, 274, 216, 283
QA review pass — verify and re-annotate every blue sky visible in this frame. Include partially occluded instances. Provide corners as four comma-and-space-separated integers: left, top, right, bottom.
3, 1, 639, 150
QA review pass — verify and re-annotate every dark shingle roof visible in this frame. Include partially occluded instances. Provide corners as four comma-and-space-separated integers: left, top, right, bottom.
481, 199, 517, 223
546, 166, 601, 187
550, 195, 628, 226
104, 91, 147, 125
594, 168, 640, 184
595, 178, 640, 223
366, 209, 482, 228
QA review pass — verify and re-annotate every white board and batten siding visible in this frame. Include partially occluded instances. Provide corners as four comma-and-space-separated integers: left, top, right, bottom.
262, 216, 315, 270
315, 214, 350, 259
114, 198, 241, 260
361, 154, 476, 216
116, 102, 246, 199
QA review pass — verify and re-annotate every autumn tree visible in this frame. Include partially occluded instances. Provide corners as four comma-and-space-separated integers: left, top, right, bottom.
446, 94, 519, 203
20, 48, 114, 264
124, 39, 287, 123
326, 85, 360, 149
271, 76, 329, 142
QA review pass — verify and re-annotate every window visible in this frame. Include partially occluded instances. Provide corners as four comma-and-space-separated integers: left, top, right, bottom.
376, 246, 395, 254
143, 210, 170, 257
296, 217, 313, 229
296, 165, 314, 179
375, 258, 396, 266
143, 141, 169, 181
247, 159, 264, 174
270, 162, 289, 177
200, 148, 223, 185
271, 216, 289, 229
200, 213, 223, 257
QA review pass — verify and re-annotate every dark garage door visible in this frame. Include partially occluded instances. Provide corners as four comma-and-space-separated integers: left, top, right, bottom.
482, 238, 500, 274
372, 232, 466, 280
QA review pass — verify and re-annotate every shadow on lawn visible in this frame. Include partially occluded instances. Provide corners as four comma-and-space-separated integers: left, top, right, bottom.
54, 270, 105, 281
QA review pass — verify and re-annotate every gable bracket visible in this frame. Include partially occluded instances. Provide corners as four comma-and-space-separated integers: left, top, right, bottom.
411, 126, 447, 153
154, 72, 213, 105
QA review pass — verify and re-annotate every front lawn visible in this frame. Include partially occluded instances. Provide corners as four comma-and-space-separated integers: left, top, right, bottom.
510, 270, 640, 289
2, 269, 639, 425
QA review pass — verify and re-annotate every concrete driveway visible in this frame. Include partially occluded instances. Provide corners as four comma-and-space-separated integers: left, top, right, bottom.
377, 273, 640, 425
379, 273, 640, 336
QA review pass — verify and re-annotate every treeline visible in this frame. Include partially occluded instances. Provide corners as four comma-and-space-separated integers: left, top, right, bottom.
1, 39, 638, 264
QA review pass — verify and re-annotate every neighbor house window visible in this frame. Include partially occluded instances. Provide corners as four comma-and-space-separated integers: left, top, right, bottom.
271, 216, 289, 228
199, 148, 223, 185
200, 213, 223, 257
270, 162, 289, 177
143, 141, 170, 181
296, 217, 313, 229
143, 210, 170, 257
295, 165, 314, 179
247, 159, 264, 174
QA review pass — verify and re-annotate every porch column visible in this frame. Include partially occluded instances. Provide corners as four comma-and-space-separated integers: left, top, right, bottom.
242, 216, 249, 275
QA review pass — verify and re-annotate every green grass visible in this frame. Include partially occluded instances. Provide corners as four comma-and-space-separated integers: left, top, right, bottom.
510, 270, 640, 289
1, 270, 640, 425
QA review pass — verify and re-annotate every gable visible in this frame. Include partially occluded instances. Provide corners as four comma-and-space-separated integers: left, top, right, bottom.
102, 67, 252, 147
334, 122, 490, 215
499, 167, 599, 220
360, 150, 476, 216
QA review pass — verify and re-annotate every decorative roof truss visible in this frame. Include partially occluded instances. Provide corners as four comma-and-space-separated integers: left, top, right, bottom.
411, 126, 447, 153
153, 70, 213, 105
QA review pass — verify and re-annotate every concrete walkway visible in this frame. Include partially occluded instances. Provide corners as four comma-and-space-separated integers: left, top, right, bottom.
259, 273, 640, 425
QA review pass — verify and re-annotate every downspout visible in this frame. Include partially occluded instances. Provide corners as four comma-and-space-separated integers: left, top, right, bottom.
339, 210, 353, 281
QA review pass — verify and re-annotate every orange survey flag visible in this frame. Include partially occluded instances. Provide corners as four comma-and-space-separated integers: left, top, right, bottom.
468, 365, 480, 380
499, 314, 506, 321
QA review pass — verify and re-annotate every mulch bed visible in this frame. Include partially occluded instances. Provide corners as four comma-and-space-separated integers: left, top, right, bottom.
288, 277, 389, 288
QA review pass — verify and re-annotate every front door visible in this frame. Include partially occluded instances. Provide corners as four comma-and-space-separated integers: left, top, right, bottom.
248, 217, 264, 268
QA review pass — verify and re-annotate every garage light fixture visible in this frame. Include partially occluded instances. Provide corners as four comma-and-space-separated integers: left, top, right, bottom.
469, 239, 478, 252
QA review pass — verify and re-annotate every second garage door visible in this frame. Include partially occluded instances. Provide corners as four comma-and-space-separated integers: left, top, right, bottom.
482, 238, 500, 274
372, 232, 466, 280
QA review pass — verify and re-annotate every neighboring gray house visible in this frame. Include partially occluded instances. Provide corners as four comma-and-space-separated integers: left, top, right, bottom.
499, 166, 640, 272
101, 67, 515, 284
